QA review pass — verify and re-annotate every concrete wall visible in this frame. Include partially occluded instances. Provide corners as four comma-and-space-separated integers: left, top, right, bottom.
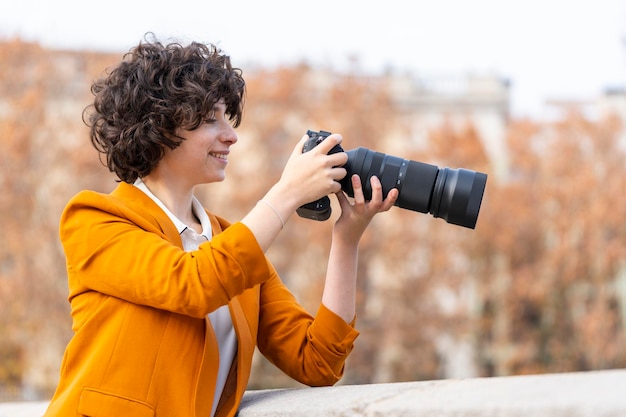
2, 369, 625, 417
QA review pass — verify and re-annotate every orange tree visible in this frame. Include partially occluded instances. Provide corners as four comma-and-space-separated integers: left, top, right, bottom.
473, 110, 626, 376
0, 39, 119, 397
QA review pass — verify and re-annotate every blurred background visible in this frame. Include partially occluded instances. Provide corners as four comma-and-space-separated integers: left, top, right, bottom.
1, 0, 626, 402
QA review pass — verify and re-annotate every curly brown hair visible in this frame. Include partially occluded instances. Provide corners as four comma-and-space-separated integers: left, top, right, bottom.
84, 33, 246, 183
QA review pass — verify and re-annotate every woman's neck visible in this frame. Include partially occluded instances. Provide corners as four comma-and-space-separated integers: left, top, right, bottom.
141, 175, 199, 231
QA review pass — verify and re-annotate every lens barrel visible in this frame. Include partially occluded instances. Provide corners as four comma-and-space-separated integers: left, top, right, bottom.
429, 167, 488, 229
342, 147, 487, 229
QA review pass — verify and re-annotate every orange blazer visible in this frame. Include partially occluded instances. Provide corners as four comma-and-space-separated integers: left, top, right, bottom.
44, 182, 359, 417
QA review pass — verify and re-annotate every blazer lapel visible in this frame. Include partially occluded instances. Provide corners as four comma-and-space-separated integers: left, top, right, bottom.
111, 182, 183, 248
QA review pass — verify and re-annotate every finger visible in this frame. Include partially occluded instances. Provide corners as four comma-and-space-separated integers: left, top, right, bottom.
328, 151, 348, 167
381, 188, 399, 211
331, 167, 348, 182
369, 175, 384, 204
351, 174, 365, 205
335, 189, 351, 211
315, 133, 343, 154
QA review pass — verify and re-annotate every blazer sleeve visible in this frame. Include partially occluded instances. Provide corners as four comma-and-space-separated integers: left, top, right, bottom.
60, 190, 270, 318
256, 265, 360, 387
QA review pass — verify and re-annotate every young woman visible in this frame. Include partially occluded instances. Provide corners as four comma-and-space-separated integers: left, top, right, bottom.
44, 35, 398, 417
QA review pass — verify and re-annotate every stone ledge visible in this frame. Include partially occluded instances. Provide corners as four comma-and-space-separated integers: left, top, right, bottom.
2, 369, 626, 416
238, 369, 626, 417
0, 401, 48, 417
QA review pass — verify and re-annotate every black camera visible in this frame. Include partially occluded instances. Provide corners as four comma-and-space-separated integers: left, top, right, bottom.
296, 130, 488, 229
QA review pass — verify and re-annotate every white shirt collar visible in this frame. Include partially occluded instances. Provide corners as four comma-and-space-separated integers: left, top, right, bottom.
133, 178, 212, 239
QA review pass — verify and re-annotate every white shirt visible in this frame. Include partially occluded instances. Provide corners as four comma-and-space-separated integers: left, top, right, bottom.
133, 178, 237, 417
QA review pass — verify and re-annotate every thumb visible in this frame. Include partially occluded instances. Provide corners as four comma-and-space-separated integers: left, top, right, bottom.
335, 189, 350, 212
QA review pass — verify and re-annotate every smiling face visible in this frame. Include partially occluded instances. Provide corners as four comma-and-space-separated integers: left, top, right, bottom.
155, 99, 238, 189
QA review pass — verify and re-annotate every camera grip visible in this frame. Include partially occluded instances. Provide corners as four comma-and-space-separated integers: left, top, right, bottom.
296, 196, 332, 221
296, 130, 341, 221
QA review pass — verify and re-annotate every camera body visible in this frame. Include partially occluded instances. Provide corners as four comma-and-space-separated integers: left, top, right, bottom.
296, 130, 343, 221
296, 130, 488, 229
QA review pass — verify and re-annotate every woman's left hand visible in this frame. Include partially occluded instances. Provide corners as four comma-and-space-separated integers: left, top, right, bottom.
334, 174, 398, 244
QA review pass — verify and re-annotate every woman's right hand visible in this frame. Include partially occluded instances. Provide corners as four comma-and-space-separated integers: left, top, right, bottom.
242, 132, 348, 251
275, 133, 348, 209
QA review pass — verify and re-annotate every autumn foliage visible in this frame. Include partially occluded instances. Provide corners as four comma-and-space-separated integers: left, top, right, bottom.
1, 39, 625, 399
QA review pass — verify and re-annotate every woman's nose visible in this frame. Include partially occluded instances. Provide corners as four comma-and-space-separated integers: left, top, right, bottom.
221, 124, 238, 145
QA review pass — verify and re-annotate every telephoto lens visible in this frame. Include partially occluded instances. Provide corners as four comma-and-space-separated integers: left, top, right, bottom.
340, 148, 487, 229
297, 130, 488, 229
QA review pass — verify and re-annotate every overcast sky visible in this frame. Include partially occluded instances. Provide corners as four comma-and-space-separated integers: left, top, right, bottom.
2, 0, 625, 119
